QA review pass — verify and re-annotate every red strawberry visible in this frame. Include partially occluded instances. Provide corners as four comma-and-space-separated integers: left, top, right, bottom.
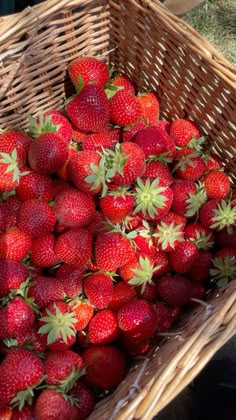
56, 264, 85, 299
0, 130, 32, 166
29, 110, 72, 145
122, 120, 146, 142
53, 187, 95, 228
134, 126, 176, 160
68, 56, 109, 89
120, 335, 150, 355
152, 249, 170, 276
44, 350, 84, 390
151, 120, 171, 133
83, 345, 126, 389
17, 199, 56, 237
100, 188, 134, 223
84, 272, 114, 309
35, 388, 78, 420
31, 234, 60, 268
28, 133, 69, 175
68, 150, 104, 195
119, 254, 156, 293
69, 299, 94, 331
69, 380, 95, 419
188, 251, 213, 282
14, 323, 48, 354
110, 90, 142, 126
0, 348, 44, 409
28, 275, 64, 310
112, 75, 136, 95
171, 180, 207, 217
203, 152, 222, 171
17, 168, 53, 202
142, 160, 173, 186
184, 222, 215, 250
199, 199, 236, 232
55, 228, 92, 267
38, 301, 77, 352
2, 195, 21, 228
156, 275, 192, 306
11, 403, 35, 420
82, 130, 117, 151
0, 202, 7, 231
154, 302, 175, 332
170, 119, 202, 148
109, 281, 137, 311
174, 153, 206, 181
190, 283, 206, 301
71, 125, 87, 143
203, 169, 231, 199
86, 210, 106, 236
118, 299, 157, 340
0, 297, 35, 340
169, 240, 199, 274
132, 221, 156, 256
88, 309, 120, 344
0, 227, 31, 261
94, 230, 136, 272
0, 259, 29, 297
137, 282, 157, 302
137, 92, 160, 124
56, 147, 78, 182
215, 225, 236, 249
133, 177, 173, 220
66, 84, 110, 132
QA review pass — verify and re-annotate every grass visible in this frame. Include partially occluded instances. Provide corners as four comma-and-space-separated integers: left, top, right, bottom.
181, 0, 236, 65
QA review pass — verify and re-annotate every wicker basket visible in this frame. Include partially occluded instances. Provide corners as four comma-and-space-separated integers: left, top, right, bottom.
1, 1, 236, 419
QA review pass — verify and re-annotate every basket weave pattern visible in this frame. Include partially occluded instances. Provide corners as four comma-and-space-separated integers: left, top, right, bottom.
0, 1, 236, 419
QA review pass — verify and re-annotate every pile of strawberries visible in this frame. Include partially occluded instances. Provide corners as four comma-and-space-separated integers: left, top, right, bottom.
0, 56, 235, 419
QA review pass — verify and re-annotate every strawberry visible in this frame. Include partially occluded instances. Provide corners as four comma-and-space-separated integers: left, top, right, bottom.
109, 281, 137, 311
110, 90, 142, 126
84, 272, 114, 309
68, 56, 109, 89
199, 198, 236, 232
0, 202, 7, 231
0, 297, 35, 340
69, 299, 94, 331
120, 335, 150, 356
2, 195, 21, 228
0, 259, 29, 297
171, 180, 207, 217
11, 403, 35, 419
215, 225, 236, 249
53, 187, 95, 228
17, 199, 56, 237
142, 160, 173, 186
55, 227, 92, 267
68, 150, 105, 195
17, 168, 53, 202
38, 301, 77, 352
184, 222, 215, 250
99, 188, 134, 223
83, 344, 126, 389
0, 149, 23, 192
29, 110, 72, 145
190, 283, 206, 301
210, 247, 236, 287
137, 282, 157, 302
156, 275, 192, 306
35, 388, 78, 420
28, 133, 69, 175
56, 264, 85, 299
203, 169, 231, 199
56, 146, 78, 182
44, 350, 84, 391
203, 152, 222, 171
169, 240, 199, 274
154, 215, 185, 252
71, 125, 87, 143
31, 234, 60, 268
94, 230, 136, 272
154, 302, 175, 332
0, 130, 32, 166
133, 177, 173, 220
112, 74, 136, 95
119, 254, 157, 292
69, 380, 95, 419
132, 221, 156, 256
137, 92, 160, 124
0, 227, 32, 261
188, 251, 213, 282
152, 249, 170, 276
28, 275, 64, 310
122, 120, 146, 142
174, 153, 206, 181
0, 348, 44, 409
88, 309, 120, 344
170, 119, 202, 148
14, 323, 48, 354
118, 299, 157, 340
134, 126, 176, 160
66, 84, 110, 132
82, 130, 117, 151
151, 120, 171, 133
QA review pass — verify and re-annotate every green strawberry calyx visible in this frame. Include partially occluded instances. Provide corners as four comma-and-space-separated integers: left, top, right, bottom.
185, 182, 207, 218
154, 221, 184, 251
48, 366, 86, 394
133, 177, 169, 219
210, 199, 236, 233
0, 149, 24, 184
210, 256, 236, 288
28, 114, 61, 138
172, 151, 200, 173
84, 154, 108, 196
188, 230, 214, 251
10, 375, 46, 410
186, 136, 206, 153
128, 256, 160, 293
38, 304, 77, 345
